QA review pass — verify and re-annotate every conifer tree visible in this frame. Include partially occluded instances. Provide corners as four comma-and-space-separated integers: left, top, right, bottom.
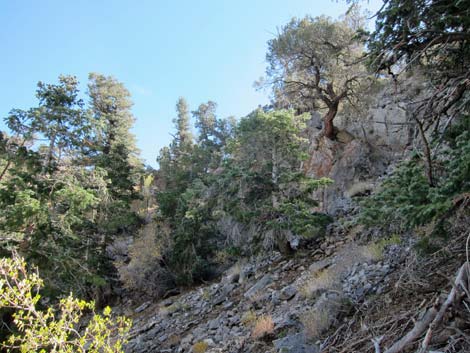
264, 12, 369, 139
88, 73, 142, 205
1, 76, 110, 297
173, 97, 193, 152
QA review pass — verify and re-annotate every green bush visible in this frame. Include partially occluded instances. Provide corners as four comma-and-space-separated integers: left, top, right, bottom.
0, 255, 131, 352
360, 126, 470, 231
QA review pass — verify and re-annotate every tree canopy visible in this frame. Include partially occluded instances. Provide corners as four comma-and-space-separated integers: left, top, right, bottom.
264, 11, 369, 139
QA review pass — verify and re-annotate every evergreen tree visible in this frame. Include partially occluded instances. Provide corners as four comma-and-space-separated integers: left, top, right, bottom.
6, 75, 90, 171
263, 12, 370, 139
88, 73, 142, 205
1, 76, 109, 297
222, 109, 332, 249
173, 97, 193, 152
156, 98, 195, 220
193, 101, 233, 173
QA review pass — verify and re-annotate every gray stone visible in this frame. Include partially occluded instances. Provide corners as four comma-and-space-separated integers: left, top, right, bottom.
209, 318, 221, 330
181, 334, 193, 346
226, 272, 240, 284
161, 298, 174, 307
289, 237, 300, 250
134, 301, 151, 313
158, 334, 168, 342
274, 315, 298, 331
244, 274, 273, 299
229, 314, 240, 325
273, 333, 318, 353
282, 260, 295, 271
223, 301, 234, 309
238, 265, 255, 284
271, 290, 281, 305
212, 295, 225, 306
280, 285, 298, 301
309, 292, 346, 338
213, 283, 236, 306
203, 338, 215, 346
308, 258, 331, 273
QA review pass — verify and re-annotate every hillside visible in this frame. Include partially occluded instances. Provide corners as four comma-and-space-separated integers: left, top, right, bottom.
124, 211, 469, 353
0, 1, 469, 352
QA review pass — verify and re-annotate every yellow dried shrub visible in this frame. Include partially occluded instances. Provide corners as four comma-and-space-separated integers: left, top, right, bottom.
192, 341, 208, 353
251, 315, 274, 339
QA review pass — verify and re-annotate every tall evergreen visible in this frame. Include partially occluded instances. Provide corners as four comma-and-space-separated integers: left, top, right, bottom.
1, 76, 108, 297
88, 73, 142, 205
173, 97, 193, 151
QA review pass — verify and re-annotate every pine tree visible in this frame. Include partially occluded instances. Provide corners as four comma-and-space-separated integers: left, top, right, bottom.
173, 97, 193, 151
1, 76, 110, 297
6, 75, 89, 171
88, 73, 142, 205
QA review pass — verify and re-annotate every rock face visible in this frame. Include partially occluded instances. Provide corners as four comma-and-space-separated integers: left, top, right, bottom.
203, 81, 417, 259
305, 134, 390, 215
301, 79, 427, 215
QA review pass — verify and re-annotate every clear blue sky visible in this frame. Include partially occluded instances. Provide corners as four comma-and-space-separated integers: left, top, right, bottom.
0, 0, 382, 167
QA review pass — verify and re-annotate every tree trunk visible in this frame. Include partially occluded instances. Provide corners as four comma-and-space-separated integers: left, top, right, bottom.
0, 160, 12, 182
415, 118, 434, 186
271, 142, 279, 208
323, 103, 338, 140
44, 132, 57, 172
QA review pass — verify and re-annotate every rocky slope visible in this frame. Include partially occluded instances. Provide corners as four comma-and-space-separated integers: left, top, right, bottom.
122, 223, 410, 353
119, 208, 470, 353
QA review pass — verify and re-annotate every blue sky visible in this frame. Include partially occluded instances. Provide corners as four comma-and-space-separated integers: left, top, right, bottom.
0, 0, 382, 167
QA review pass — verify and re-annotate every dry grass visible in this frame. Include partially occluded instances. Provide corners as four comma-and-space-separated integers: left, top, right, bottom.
227, 262, 242, 277
361, 242, 384, 261
117, 222, 160, 290
345, 181, 374, 198
299, 268, 335, 299
251, 315, 274, 339
192, 341, 208, 353
300, 307, 330, 341
241, 310, 257, 326
159, 302, 188, 317
214, 249, 231, 264
248, 289, 269, 305
361, 234, 402, 261
166, 333, 182, 347
201, 288, 210, 301
116, 221, 174, 297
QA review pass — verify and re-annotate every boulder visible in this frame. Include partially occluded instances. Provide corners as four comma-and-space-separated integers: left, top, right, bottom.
273, 333, 318, 353
244, 274, 273, 299
280, 285, 298, 301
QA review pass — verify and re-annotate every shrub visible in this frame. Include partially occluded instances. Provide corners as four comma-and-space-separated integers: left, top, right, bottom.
0, 254, 131, 352
251, 315, 274, 339
241, 310, 257, 326
359, 126, 470, 232
300, 308, 330, 341
192, 341, 209, 353
299, 268, 335, 299
117, 222, 173, 297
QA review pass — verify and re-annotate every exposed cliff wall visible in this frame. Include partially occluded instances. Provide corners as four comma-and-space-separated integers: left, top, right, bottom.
304, 78, 426, 214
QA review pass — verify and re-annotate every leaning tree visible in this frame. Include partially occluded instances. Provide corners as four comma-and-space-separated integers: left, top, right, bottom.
264, 12, 369, 139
